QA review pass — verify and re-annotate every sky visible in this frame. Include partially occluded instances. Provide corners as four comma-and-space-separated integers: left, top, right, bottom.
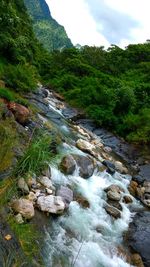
46, 0, 150, 48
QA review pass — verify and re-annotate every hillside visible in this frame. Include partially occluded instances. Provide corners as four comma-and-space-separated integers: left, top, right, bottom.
24, 0, 73, 51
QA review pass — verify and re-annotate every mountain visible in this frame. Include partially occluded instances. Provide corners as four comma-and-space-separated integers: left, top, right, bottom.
24, 0, 73, 51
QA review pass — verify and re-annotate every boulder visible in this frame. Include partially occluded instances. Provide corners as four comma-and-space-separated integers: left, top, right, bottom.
37, 176, 53, 189
37, 195, 65, 214
115, 161, 128, 174
107, 190, 121, 201
26, 192, 37, 203
123, 195, 133, 204
60, 155, 76, 175
11, 199, 35, 219
73, 155, 95, 178
57, 186, 73, 207
102, 160, 115, 175
107, 200, 122, 211
128, 181, 138, 197
7, 102, 30, 125
76, 139, 95, 155
18, 178, 29, 194
104, 205, 121, 219
131, 254, 144, 267
127, 212, 150, 267
75, 195, 90, 208
105, 184, 124, 193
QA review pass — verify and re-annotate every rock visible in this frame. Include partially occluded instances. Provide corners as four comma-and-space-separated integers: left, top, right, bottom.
76, 139, 95, 155
37, 195, 65, 214
102, 160, 115, 175
73, 155, 95, 178
27, 176, 37, 188
131, 254, 144, 267
37, 176, 53, 189
26, 192, 37, 203
107, 200, 122, 211
7, 102, 30, 125
105, 184, 124, 193
15, 214, 24, 224
107, 190, 121, 201
60, 155, 76, 175
57, 186, 73, 207
75, 195, 90, 208
41, 166, 51, 178
4, 235, 12, 241
127, 212, 150, 267
128, 181, 138, 197
11, 199, 35, 219
123, 195, 133, 204
133, 175, 145, 185
18, 178, 29, 194
115, 161, 128, 174
104, 205, 121, 219
46, 188, 53, 195
103, 146, 112, 153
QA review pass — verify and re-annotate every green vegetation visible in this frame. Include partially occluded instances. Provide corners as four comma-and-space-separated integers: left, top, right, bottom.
43, 44, 150, 144
24, 0, 73, 51
16, 131, 53, 176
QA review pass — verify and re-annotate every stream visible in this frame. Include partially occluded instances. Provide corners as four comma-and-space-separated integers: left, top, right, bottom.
30, 88, 142, 267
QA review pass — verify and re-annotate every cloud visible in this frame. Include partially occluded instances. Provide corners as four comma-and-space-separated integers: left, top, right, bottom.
86, 0, 139, 44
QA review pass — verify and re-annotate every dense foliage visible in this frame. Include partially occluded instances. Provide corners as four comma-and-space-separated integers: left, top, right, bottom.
43, 44, 150, 144
24, 0, 73, 51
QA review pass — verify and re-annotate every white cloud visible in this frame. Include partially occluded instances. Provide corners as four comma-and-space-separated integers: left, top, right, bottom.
46, 0, 150, 47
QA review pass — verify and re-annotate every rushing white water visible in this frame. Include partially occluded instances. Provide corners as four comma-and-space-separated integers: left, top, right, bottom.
43, 162, 139, 267
42, 94, 140, 267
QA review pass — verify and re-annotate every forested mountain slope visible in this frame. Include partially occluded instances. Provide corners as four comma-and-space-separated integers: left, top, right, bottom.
24, 0, 73, 51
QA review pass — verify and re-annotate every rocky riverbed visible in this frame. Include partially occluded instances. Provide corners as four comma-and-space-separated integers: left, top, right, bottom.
0, 86, 150, 267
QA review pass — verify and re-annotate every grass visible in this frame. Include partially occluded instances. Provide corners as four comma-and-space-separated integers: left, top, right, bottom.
15, 131, 54, 176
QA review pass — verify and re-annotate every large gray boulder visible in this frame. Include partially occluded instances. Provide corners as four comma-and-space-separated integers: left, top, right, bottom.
73, 154, 95, 178
57, 186, 73, 207
37, 195, 65, 214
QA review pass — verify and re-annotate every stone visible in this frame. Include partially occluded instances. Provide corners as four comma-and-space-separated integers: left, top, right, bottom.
41, 166, 51, 178
73, 154, 95, 178
103, 146, 112, 153
46, 188, 53, 195
115, 161, 128, 174
133, 175, 144, 185
102, 160, 115, 175
4, 235, 12, 241
37, 195, 65, 214
75, 195, 90, 208
107, 200, 122, 211
104, 205, 121, 219
60, 155, 76, 175
7, 102, 30, 125
57, 186, 73, 207
131, 254, 144, 267
15, 214, 24, 224
26, 192, 37, 203
18, 178, 29, 194
128, 180, 138, 197
27, 176, 37, 188
127, 212, 150, 267
76, 139, 95, 155
11, 199, 35, 219
105, 184, 124, 193
107, 190, 121, 201
37, 176, 53, 189
123, 195, 133, 204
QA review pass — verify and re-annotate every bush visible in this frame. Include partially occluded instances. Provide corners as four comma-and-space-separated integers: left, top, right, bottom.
16, 132, 53, 176
4, 64, 38, 92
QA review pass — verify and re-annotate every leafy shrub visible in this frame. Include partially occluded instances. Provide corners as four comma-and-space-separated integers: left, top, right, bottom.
4, 64, 38, 92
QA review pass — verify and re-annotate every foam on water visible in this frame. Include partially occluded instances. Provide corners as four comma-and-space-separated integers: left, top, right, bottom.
44, 164, 138, 267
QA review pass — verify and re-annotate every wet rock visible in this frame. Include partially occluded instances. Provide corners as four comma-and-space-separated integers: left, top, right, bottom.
107, 190, 121, 201
105, 184, 124, 193
131, 254, 145, 267
41, 166, 51, 178
103, 146, 112, 153
73, 154, 95, 178
75, 195, 90, 208
60, 155, 76, 175
128, 181, 138, 197
7, 102, 30, 125
123, 195, 133, 204
127, 212, 150, 267
115, 161, 128, 174
133, 175, 145, 185
37, 195, 65, 214
37, 176, 53, 189
76, 139, 95, 155
17, 178, 29, 194
107, 200, 122, 211
15, 213, 24, 224
104, 205, 121, 219
102, 160, 115, 175
11, 199, 35, 219
26, 191, 37, 203
57, 186, 73, 207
